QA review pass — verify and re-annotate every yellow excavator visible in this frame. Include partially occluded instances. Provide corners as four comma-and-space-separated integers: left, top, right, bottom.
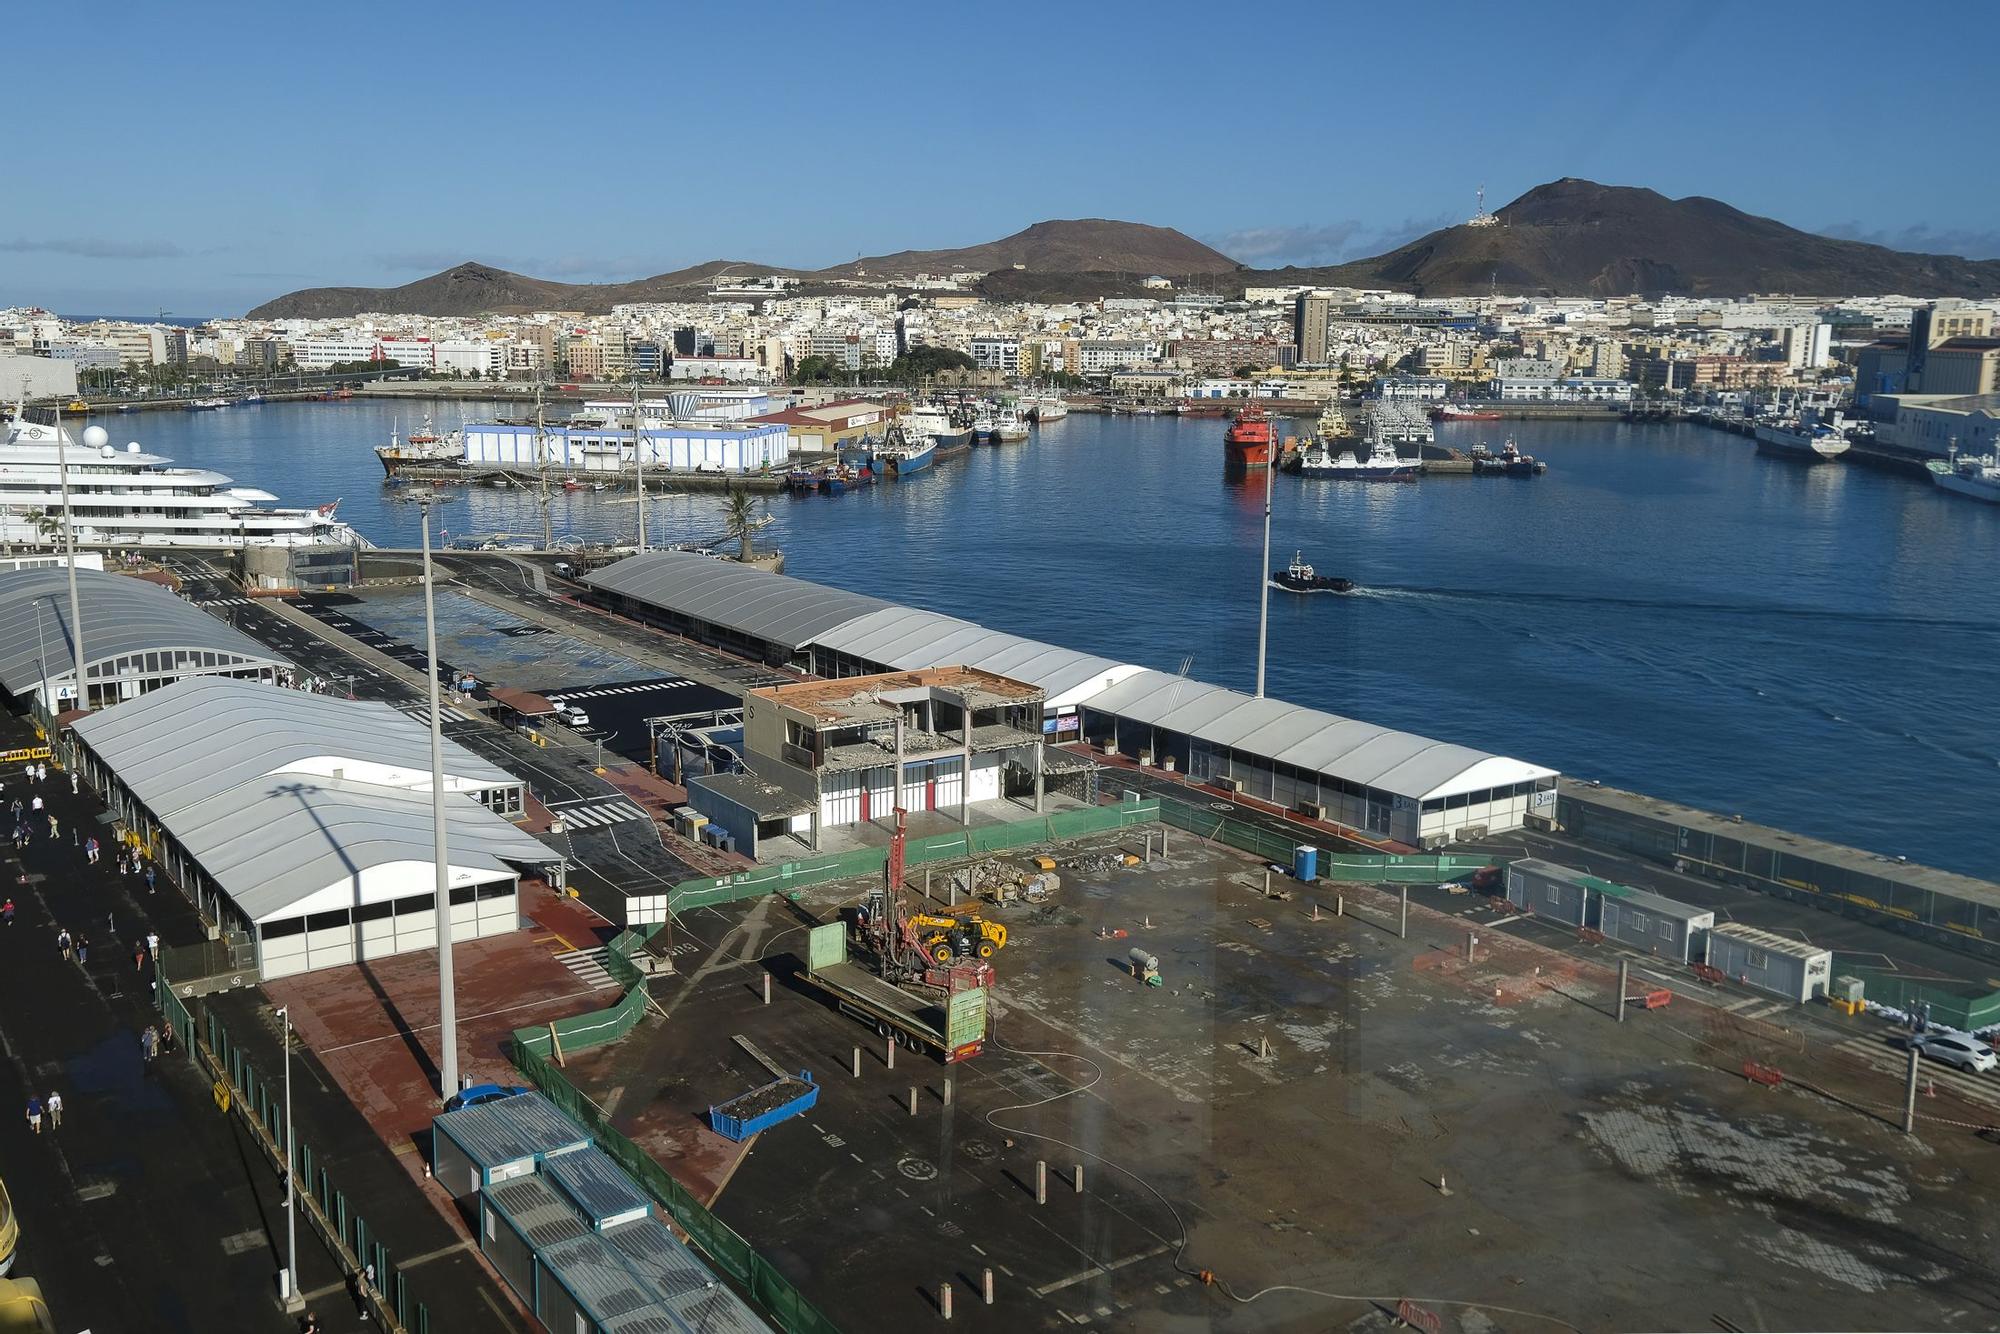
906, 909, 1007, 964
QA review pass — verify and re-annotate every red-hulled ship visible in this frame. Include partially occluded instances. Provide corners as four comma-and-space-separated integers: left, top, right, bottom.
1225, 405, 1274, 468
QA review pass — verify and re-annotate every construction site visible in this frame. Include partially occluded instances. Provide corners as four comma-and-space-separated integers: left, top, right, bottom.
538, 807, 2000, 1333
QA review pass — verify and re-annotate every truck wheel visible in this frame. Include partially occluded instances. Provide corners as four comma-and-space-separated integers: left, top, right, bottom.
976, 941, 995, 959
932, 944, 954, 964
876, 1021, 891, 1038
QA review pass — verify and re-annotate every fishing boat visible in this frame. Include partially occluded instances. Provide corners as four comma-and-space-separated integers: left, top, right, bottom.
992, 406, 1029, 442
1271, 552, 1354, 594
873, 424, 935, 478
1296, 423, 1419, 480
1927, 445, 2000, 503
376, 414, 466, 477
969, 405, 997, 445
1754, 409, 1852, 462
1225, 405, 1274, 468
902, 402, 973, 456
1027, 394, 1068, 423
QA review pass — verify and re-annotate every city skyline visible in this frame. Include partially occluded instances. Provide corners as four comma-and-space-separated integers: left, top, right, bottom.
7, 0, 1997, 313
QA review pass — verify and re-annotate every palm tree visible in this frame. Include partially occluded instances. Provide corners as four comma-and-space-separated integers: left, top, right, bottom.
723, 486, 759, 563
28, 508, 61, 549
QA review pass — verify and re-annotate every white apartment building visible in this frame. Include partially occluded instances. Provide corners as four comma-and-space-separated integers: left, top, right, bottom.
969, 336, 1021, 373
434, 340, 504, 378
1782, 323, 1832, 370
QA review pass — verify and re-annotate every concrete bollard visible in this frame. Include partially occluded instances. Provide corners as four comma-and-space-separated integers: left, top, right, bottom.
1072, 1164, 1083, 1194
1466, 933, 1477, 962
943, 1078, 953, 1106
909, 1087, 919, 1117
1258, 1035, 1271, 1060
1399, 886, 1409, 939
762, 972, 771, 1005
887, 1037, 896, 1070
939, 1282, 953, 1320
1162, 830, 1169, 855
925, 867, 932, 900
852, 1046, 861, 1078
1337, 894, 1344, 918
1617, 959, 1629, 1024
1311, 901, 1320, 922
1036, 1160, 1047, 1205
1263, 869, 1271, 896
983, 1268, 994, 1305
1438, 1174, 1452, 1197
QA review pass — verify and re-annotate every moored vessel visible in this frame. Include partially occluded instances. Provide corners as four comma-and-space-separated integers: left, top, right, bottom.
1754, 408, 1853, 462
1296, 423, 1418, 480
1225, 405, 1274, 468
1469, 437, 1547, 475
1927, 446, 2000, 503
1431, 402, 1503, 421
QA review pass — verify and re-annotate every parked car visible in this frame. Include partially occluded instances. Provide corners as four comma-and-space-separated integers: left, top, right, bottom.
1907, 1031, 1997, 1073
443, 1083, 527, 1113
560, 705, 591, 729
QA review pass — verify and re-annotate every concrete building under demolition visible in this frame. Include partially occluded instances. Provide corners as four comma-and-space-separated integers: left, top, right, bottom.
582, 551, 1558, 846
72, 677, 562, 979
693, 666, 1055, 854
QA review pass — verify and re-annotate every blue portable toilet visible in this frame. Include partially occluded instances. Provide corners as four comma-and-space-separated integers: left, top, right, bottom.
1293, 845, 1319, 881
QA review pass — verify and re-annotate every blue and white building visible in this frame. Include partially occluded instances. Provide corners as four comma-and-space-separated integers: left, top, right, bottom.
461, 418, 792, 475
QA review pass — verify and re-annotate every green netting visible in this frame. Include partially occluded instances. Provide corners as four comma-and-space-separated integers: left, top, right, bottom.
1844, 967, 2000, 1031
667, 799, 1161, 911
1154, 798, 1500, 881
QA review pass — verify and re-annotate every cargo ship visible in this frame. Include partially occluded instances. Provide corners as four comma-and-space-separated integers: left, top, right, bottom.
1225, 405, 1274, 468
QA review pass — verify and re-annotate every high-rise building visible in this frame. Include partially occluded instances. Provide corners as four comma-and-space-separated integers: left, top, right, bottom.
1292, 292, 1332, 363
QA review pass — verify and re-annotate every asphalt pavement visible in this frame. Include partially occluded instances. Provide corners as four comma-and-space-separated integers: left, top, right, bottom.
0, 716, 372, 1333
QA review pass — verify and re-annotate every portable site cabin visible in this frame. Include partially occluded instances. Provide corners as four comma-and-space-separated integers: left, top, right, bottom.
1595, 885, 1716, 965
537, 1230, 669, 1334
1706, 924, 1833, 1004
605, 1216, 771, 1334
432, 1093, 590, 1201
545, 1145, 652, 1232
1505, 859, 1595, 926
481, 1174, 588, 1308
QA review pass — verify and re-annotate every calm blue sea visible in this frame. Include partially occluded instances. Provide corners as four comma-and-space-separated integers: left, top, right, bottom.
107, 400, 2000, 877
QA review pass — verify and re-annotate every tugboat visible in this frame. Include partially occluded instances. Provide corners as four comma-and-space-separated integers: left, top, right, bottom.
1271, 552, 1354, 593
1225, 404, 1274, 468
1469, 437, 1547, 475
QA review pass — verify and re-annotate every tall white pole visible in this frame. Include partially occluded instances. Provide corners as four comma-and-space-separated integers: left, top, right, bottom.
420, 503, 459, 1098
1254, 430, 1274, 699
631, 378, 647, 553
57, 420, 86, 713
278, 1006, 300, 1309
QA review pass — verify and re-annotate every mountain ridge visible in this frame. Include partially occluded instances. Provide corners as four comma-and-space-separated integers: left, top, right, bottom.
245, 185, 2000, 316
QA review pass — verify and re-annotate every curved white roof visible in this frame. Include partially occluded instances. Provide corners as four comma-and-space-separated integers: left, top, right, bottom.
811, 606, 1143, 709
583, 551, 888, 653
172, 777, 556, 924
72, 676, 514, 817
1082, 670, 1556, 802
0, 567, 286, 697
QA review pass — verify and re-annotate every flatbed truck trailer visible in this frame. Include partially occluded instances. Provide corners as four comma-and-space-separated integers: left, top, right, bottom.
798, 922, 988, 1063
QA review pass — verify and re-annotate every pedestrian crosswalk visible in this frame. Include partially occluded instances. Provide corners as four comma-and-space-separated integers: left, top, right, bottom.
554, 946, 617, 990
551, 798, 650, 829
196, 597, 254, 608
546, 680, 693, 702
1721, 995, 1793, 1022
1831, 1034, 2000, 1108
394, 702, 477, 724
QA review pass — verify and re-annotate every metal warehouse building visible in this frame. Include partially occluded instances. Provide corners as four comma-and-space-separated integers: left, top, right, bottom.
73, 677, 562, 979
0, 566, 288, 712
581, 552, 1557, 845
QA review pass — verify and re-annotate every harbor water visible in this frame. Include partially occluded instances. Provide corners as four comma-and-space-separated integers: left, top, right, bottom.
112, 401, 2000, 877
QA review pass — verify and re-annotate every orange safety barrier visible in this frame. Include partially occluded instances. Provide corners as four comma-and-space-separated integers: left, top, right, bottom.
1742, 1060, 1784, 1087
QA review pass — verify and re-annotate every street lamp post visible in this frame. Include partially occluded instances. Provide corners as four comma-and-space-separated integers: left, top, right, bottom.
276, 1005, 301, 1311
419, 501, 460, 1099
62, 425, 100, 716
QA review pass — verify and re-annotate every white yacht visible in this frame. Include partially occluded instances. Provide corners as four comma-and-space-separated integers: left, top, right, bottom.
1927, 445, 2000, 504
1, 411, 364, 549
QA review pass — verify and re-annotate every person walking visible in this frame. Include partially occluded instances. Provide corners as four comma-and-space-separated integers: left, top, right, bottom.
84, 835, 98, 865
57, 926, 72, 961
1, 897, 13, 926
140, 1026, 158, 1063
25, 1094, 42, 1135
19, 762, 32, 787
47, 812, 59, 839
35, 763, 47, 786
29, 793, 42, 819
75, 932, 88, 965
144, 865, 157, 896
68, 769, 78, 795
9, 796, 21, 820
145, 929, 159, 958
133, 941, 146, 972
45, 1089, 62, 1129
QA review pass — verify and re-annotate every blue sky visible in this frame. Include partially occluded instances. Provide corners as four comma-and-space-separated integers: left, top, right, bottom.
8, 0, 1994, 315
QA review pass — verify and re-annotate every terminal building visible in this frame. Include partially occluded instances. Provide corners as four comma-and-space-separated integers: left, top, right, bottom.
459, 393, 791, 475
73, 678, 561, 980
581, 552, 1557, 847
0, 566, 288, 713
